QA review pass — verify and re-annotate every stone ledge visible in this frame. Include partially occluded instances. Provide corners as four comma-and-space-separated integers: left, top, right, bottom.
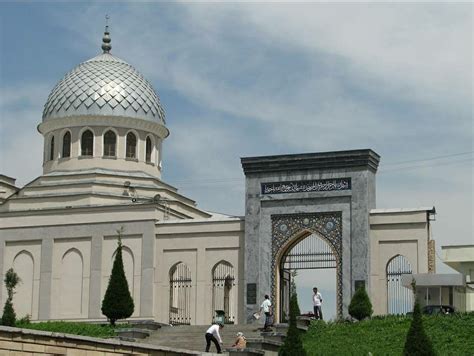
0, 326, 202, 355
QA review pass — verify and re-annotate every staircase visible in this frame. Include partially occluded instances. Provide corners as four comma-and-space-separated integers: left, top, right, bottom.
146, 324, 263, 352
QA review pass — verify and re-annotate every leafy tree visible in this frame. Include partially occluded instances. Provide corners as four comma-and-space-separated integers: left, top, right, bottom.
2, 268, 20, 326
348, 284, 373, 321
279, 292, 307, 356
403, 279, 435, 355
101, 227, 134, 326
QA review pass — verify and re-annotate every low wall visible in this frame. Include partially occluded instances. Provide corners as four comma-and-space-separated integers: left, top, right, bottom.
0, 326, 202, 355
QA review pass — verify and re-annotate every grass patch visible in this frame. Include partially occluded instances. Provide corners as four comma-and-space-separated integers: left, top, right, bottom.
15, 321, 127, 338
303, 313, 474, 356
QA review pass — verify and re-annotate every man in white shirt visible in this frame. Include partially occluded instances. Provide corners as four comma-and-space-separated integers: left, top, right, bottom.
205, 323, 224, 353
313, 287, 323, 320
260, 294, 273, 331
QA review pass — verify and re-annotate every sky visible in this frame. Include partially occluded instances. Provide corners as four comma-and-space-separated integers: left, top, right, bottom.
0, 2, 472, 312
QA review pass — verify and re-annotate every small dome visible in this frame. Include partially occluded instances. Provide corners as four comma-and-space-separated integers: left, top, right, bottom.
42, 52, 165, 124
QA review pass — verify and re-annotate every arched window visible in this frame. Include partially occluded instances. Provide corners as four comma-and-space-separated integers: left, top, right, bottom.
212, 261, 236, 324
145, 136, 152, 163
386, 255, 413, 315
49, 136, 55, 161
126, 132, 137, 159
62, 132, 71, 158
81, 130, 93, 156
169, 262, 192, 325
103, 130, 116, 157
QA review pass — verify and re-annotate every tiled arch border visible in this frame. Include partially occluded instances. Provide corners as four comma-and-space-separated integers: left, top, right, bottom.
271, 212, 343, 320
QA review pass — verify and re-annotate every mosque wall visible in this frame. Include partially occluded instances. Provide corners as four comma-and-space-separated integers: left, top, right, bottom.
369, 210, 432, 315
0, 212, 244, 324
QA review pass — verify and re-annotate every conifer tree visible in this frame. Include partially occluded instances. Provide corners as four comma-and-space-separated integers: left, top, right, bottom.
101, 227, 134, 326
348, 284, 373, 320
1, 268, 20, 326
403, 280, 435, 355
279, 292, 307, 356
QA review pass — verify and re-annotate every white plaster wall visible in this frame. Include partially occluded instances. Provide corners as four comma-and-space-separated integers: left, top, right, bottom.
370, 211, 431, 315
51, 238, 91, 319
2, 241, 41, 320
101, 235, 142, 317
154, 221, 243, 325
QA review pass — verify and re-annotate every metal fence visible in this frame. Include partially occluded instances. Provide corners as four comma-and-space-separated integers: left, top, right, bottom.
169, 262, 192, 325
386, 255, 413, 314
212, 261, 236, 324
283, 234, 336, 270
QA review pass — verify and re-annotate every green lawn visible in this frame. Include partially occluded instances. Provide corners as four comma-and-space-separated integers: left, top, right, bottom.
15, 321, 126, 338
303, 313, 474, 356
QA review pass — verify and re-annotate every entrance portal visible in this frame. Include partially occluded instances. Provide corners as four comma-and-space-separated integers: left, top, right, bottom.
272, 212, 343, 322
280, 234, 337, 321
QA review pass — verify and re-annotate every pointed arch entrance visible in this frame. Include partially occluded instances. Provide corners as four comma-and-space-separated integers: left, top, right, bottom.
272, 212, 343, 322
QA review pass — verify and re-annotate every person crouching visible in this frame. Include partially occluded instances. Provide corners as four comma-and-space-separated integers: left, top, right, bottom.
205, 322, 224, 353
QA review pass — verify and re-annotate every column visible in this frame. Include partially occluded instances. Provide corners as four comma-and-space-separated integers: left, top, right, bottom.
88, 234, 103, 318
38, 238, 53, 320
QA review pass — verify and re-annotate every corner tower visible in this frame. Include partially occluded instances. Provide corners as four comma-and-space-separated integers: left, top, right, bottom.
38, 26, 169, 178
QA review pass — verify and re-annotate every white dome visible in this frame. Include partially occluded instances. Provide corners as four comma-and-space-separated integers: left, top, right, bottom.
42, 37, 165, 124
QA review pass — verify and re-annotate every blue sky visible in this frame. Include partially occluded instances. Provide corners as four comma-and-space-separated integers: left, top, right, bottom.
0, 0, 472, 286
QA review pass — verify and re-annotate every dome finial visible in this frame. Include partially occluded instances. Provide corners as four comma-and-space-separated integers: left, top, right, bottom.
101, 15, 112, 53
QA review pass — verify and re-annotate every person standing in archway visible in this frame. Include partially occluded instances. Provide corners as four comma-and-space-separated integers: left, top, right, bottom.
313, 287, 323, 320
260, 294, 273, 331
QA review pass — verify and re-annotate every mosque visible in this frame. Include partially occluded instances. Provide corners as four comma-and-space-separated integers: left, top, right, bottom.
0, 27, 449, 325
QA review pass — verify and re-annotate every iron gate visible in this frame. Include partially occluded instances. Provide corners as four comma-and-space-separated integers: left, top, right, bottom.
280, 234, 337, 319
169, 262, 192, 325
283, 234, 337, 270
212, 261, 236, 323
387, 255, 413, 314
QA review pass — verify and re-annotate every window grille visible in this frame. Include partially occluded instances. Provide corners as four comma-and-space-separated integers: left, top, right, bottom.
126, 132, 137, 159
212, 261, 236, 324
81, 130, 94, 156
145, 137, 152, 163
62, 132, 71, 158
49, 136, 55, 161
386, 255, 413, 314
103, 130, 116, 157
169, 263, 192, 325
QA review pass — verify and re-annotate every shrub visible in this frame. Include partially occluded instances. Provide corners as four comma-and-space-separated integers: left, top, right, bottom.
348, 285, 373, 321
2, 300, 16, 326
279, 293, 306, 356
1, 268, 20, 326
403, 301, 435, 355
101, 228, 134, 326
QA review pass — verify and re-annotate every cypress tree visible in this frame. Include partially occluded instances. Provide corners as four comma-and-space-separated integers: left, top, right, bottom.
348, 285, 373, 321
403, 280, 435, 355
1, 268, 20, 326
101, 228, 134, 326
279, 293, 307, 356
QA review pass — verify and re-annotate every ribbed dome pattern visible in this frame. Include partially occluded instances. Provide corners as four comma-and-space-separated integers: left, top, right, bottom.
42, 53, 165, 124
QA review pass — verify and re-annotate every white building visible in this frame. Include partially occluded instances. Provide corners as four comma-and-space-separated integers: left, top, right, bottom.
0, 28, 440, 324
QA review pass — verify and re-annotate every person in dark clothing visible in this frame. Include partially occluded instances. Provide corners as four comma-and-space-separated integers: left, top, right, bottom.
205, 322, 224, 353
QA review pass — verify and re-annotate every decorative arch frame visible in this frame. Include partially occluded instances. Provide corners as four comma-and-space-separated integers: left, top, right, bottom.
168, 261, 193, 325
62, 247, 84, 263
78, 127, 95, 157
102, 127, 119, 157
385, 254, 413, 315
12, 250, 35, 318
60, 129, 72, 158
13, 249, 35, 264
271, 212, 343, 320
211, 260, 236, 323
145, 134, 154, 163
125, 129, 139, 159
